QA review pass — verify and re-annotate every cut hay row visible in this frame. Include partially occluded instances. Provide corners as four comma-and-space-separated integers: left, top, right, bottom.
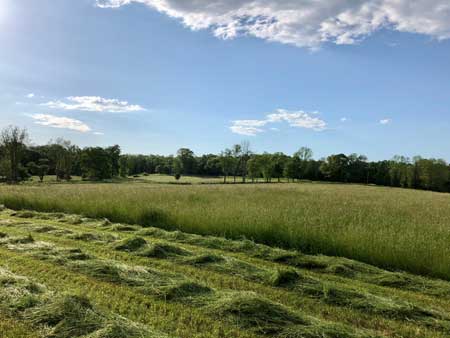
135, 225, 450, 298
0, 231, 378, 337
0, 267, 172, 338
111, 237, 450, 332
12, 208, 448, 299
4, 209, 450, 330
9, 208, 450, 300
3, 209, 450, 337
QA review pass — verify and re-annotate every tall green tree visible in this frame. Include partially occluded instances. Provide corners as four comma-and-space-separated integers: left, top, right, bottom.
247, 156, 261, 183
176, 148, 196, 175
119, 156, 129, 178
220, 149, 234, 183
80, 147, 112, 180
106, 145, 121, 177
27, 159, 50, 182
320, 154, 349, 181
0, 126, 28, 183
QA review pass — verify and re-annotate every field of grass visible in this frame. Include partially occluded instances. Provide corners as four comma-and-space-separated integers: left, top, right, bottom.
0, 182, 449, 281
132, 174, 225, 184
1, 208, 450, 337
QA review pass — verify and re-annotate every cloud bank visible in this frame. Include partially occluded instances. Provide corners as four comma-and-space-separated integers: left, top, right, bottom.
42, 96, 146, 113
230, 109, 327, 136
95, 0, 450, 48
29, 114, 92, 133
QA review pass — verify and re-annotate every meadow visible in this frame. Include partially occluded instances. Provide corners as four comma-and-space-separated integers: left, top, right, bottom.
1, 207, 450, 338
0, 181, 449, 280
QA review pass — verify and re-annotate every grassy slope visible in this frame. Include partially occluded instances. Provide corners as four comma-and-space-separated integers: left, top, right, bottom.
0, 182, 449, 280
1, 209, 450, 337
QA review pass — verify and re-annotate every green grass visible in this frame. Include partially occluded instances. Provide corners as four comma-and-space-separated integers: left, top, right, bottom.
2, 208, 450, 337
0, 182, 449, 280
132, 174, 225, 184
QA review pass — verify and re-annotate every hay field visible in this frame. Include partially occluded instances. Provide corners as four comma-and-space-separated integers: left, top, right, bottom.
1, 208, 450, 337
0, 182, 449, 279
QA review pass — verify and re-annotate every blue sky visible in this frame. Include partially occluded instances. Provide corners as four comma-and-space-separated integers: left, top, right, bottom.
1, 0, 450, 160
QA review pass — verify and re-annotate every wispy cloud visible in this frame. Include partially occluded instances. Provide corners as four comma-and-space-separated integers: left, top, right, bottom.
29, 114, 92, 133
26, 93, 35, 99
230, 120, 267, 136
96, 0, 450, 49
42, 96, 146, 113
340, 117, 348, 122
230, 109, 327, 136
380, 118, 392, 125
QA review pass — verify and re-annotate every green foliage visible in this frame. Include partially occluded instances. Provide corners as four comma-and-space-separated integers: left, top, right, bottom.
81, 147, 113, 180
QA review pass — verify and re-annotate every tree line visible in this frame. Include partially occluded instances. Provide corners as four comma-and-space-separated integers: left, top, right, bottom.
1, 126, 449, 192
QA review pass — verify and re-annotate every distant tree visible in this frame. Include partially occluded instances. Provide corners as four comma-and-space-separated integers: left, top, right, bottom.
247, 156, 261, 183
283, 157, 297, 182
231, 144, 242, 183
177, 148, 196, 175
239, 141, 251, 183
204, 155, 222, 176
294, 147, 313, 162
80, 147, 112, 180
320, 154, 349, 181
27, 158, 50, 182
293, 147, 313, 179
0, 126, 29, 183
259, 153, 275, 183
106, 145, 121, 177
219, 149, 234, 183
173, 158, 182, 178
46, 139, 78, 181
119, 156, 129, 178
347, 153, 368, 183
271, 152, 287, 182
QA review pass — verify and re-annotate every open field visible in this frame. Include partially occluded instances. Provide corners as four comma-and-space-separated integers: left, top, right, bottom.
0, 182, 449, 280
1, 207, 450, 337
132, 174, 225, 184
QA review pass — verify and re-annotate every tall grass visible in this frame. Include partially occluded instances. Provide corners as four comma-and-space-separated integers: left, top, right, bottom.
0, 182, 449, 279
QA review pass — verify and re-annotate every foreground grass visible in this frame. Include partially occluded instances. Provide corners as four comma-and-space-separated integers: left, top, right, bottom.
1, 209, 450, 337
0, 182, 449, 280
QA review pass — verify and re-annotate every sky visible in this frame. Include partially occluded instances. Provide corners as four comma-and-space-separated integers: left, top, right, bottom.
0, 0, 449, 161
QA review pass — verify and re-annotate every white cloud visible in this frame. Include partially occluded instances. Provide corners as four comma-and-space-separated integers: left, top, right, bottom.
42, 96, 146, 113
341, 117, 348, 122
267, 109, 326, 131
230, 119, 267, 136
29, 114, 92, 133
230, 109, 326, 136
93, 131, 105, 135
26, 93, 35, 99
95, 0, 450, 49
380, 118, 392, 125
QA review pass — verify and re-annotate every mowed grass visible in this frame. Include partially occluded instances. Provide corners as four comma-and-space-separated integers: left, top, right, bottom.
2, 209, 450, 337
0, 182, 449, 280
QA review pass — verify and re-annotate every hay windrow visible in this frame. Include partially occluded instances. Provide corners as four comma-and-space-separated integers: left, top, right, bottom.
270, 269, 301, 287
113, 237, 148, 252
138, 243, 192, 259
0, 267, 174, 338
183, 253, 225, 265
208, 292, 308, 334
70, 232, 117, 243
278, 322, 378, 338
